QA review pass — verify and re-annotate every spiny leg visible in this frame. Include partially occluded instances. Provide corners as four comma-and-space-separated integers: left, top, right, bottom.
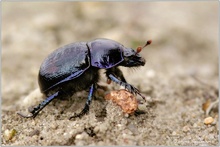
17, 91, 61, 118
69, 84, 95, 120
107, 73, 146, 101
106, 67, 127, 83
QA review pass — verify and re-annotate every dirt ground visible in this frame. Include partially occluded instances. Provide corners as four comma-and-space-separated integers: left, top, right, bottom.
1, 1, 219, 146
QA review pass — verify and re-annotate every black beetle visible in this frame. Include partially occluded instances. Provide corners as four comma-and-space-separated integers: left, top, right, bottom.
17, 38, 152, 119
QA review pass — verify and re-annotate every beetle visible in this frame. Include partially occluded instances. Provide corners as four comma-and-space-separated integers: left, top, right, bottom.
17, 38, 152, 119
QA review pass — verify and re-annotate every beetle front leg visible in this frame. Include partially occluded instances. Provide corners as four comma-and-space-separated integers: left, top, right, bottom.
69, 84, 95, 120
107, 73, 146, 101
17, 91, 61, 118
106, 67, 127, 83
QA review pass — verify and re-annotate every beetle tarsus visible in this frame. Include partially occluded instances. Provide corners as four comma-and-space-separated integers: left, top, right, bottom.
17, 112, 34, 118
107, 74, 146, 101
17, 107, 41, 118
17, 91, 60, 119
125, 83, 146, 101
69, 104, 90, 120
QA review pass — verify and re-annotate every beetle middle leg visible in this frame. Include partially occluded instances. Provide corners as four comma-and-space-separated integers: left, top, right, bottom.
69, 84, 95, 120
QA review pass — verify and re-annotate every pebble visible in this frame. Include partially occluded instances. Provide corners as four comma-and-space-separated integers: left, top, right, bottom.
182, 125, 190, 133
31, 120, 36, 125
193, 123, 198, 128
75, 134, 83, 140
29, 129, 40, 137
137, 104, 147, 112
51, 123, 58, 129
124, 113, 129, 118
127, 123, 138, 135
3, 129, 17, 141
105, 89, 138, 114
172, 131, 177, 136
76, 132, 88, 140
204, 116, 214, 125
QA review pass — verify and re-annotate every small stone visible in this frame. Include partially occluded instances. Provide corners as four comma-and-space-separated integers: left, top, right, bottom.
75, 133, 87, 140
172, 131, 177, 136
31, 120, 36, 125
204, 116, 214, 125
29, 130, 40, 137
124, 113, 129, 118
182, 125, 190, 133
93, 126, 100, 133
75, 134, 83, 139
3, 129, 17, 141
193, 123, 198, 128
51, 123, 58, 129
105, 89, 138, 114
137, 104, 147, 112
127, 123, 138, 135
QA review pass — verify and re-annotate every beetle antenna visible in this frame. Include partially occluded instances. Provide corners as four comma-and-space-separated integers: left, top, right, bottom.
136, 40, 152, 54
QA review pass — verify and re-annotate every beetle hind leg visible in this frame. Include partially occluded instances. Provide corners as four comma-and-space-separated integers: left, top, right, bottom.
69, 84, 95, 120
17, 91, 61, 118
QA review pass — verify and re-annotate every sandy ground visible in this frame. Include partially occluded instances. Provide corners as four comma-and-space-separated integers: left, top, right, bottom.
1, 1, 219, 146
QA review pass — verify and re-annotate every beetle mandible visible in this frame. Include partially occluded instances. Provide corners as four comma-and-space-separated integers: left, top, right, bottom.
17, 38, 152, 119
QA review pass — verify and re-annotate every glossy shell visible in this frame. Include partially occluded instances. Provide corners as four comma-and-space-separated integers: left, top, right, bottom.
38, 38, 127, 94
87, 38, 124, 69
38, 42, 90, 92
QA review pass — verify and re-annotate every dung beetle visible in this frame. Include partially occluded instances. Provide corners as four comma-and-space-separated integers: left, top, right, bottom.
17, 38, 152, 119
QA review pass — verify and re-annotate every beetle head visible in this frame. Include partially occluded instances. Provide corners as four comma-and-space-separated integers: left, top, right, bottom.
120, 40, 152, 67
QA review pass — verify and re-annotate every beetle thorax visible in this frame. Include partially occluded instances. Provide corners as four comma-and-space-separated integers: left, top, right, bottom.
87, 39, 125, 69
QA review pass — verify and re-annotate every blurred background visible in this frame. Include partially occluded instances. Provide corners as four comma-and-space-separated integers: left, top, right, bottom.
1, 1, 219, 146
2, 1, 218, 105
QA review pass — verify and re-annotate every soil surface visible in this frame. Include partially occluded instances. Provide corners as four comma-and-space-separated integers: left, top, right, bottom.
1, 1, 219, 146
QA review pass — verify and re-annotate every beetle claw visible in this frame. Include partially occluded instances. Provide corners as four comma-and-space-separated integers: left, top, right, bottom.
137, 92, 146, 102
124, 84, 146, 102
69, 103, 90, 120
17, 112, 34, 118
